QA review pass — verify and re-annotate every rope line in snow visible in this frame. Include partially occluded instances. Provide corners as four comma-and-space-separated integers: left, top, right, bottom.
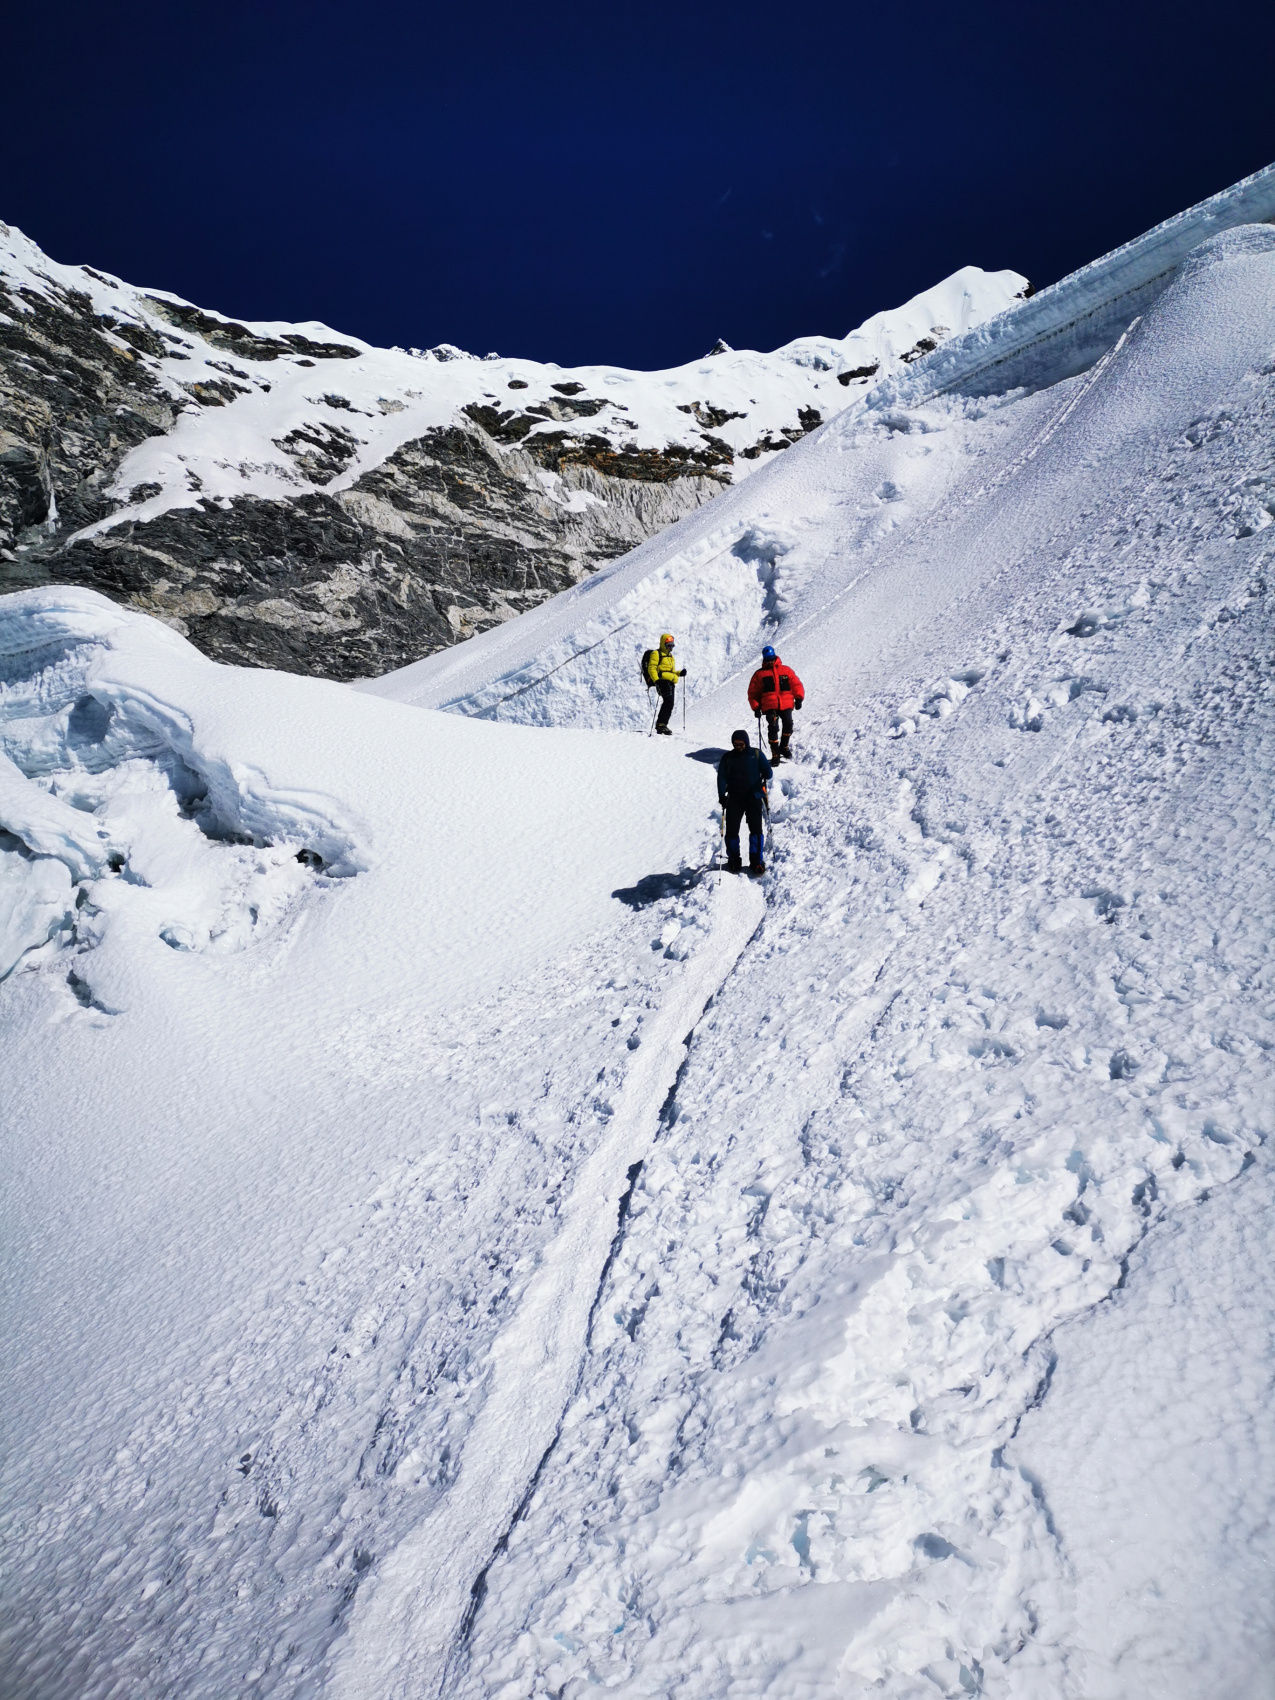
462, 615, 639, 719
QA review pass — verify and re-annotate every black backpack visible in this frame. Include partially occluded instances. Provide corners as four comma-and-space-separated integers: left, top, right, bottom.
640, 648, 657, 687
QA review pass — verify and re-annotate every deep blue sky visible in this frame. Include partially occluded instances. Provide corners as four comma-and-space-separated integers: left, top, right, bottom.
6, 0, 1272, 368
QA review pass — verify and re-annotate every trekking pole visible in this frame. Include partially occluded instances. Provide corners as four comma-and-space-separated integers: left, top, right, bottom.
682, 677, 687, 732
648, 695, 659, 736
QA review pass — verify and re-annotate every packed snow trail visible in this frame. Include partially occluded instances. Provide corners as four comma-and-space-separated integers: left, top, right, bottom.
329, 876, 762, 1700
449, 600, 1274, 1696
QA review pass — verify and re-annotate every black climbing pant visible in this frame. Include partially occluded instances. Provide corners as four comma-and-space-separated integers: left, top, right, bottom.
765, 708, 794, 747
655, 680, 676, 731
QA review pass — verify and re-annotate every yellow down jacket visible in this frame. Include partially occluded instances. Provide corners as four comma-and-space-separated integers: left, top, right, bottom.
646, 643, 682, 684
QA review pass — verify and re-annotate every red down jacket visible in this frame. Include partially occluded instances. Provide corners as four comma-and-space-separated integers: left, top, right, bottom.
747, 656, 805, 714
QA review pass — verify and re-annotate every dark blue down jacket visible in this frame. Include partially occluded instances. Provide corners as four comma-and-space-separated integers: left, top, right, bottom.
717, 745, 772, 804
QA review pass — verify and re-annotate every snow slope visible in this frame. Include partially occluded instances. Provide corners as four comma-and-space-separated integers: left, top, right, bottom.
3, 183, 1275, 1700
0, 584, 739, 1697
340, 215, 1275, 1699
364, 157, 1275, 729
1015, 1158, 1275, 1699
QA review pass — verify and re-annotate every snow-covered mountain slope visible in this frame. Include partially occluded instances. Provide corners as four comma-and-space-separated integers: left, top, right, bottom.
0, 222, 1022, 679
365, 157, 1275, 726
3, 181, 1275, 1700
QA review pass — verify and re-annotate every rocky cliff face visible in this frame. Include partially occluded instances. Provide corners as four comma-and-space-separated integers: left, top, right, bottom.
0, 224, 1026, 679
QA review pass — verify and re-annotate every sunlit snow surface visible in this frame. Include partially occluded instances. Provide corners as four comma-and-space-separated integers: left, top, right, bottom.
3, 216, 1275, 1700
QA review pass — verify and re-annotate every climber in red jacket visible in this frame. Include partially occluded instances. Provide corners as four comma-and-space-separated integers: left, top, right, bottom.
747, 645, 805, 762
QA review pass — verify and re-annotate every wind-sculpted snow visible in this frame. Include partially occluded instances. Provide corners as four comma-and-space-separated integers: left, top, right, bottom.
3, 198, 1275, 1700
0, 587, 364, 995
869, 158, 1275, 406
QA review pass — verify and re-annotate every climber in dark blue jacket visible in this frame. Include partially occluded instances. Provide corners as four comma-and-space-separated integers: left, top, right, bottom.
717, 729, 772, 875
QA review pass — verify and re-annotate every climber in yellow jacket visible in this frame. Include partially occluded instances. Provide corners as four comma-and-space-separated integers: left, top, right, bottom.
643, 633, 686, 735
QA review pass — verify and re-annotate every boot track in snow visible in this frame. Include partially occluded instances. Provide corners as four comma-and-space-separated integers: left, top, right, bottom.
328, 876, 765, 1700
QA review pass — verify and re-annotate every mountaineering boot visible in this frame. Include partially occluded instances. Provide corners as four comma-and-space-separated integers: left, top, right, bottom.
769, 740, 782, 763
725, 835, 743, 873
748, 856, 765, 876
656, 724, 673, 735
779, 734, 792, 760
748, 831, 764, 874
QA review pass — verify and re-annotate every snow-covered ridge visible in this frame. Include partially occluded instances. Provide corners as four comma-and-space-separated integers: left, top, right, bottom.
367, 165, 1275, 727
868, 157, 1275, 406
0, 221, 1023, 532
0, 222, 1024, 677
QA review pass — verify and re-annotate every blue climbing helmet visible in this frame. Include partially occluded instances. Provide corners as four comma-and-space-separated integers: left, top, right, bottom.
761, 645, 777, 663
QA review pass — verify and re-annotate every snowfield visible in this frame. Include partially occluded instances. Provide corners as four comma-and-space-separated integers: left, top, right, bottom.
3, 171, 1275, 1700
